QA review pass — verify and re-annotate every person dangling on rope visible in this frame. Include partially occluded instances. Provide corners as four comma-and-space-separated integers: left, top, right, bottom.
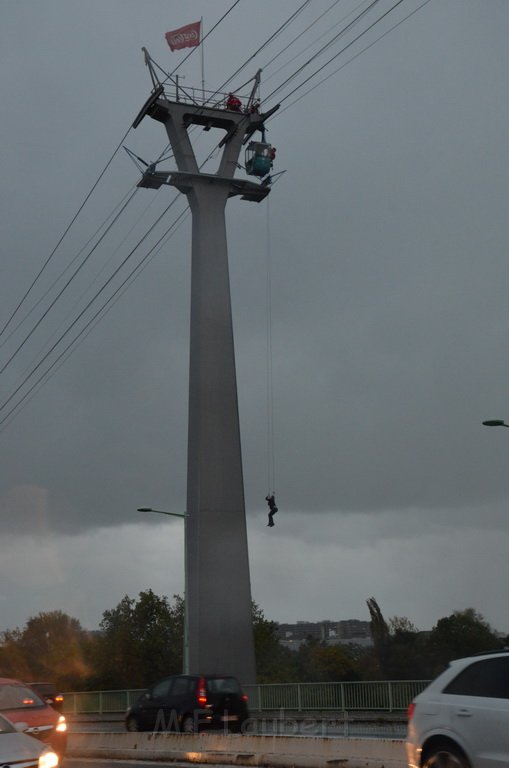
265, 494, 278, 528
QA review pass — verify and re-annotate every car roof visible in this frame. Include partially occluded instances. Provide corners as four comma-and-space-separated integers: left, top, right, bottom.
0, 678, 27, 685
450, 650, 509, 665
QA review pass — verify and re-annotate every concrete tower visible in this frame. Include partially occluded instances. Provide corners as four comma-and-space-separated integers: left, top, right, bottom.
134, 60, 278, 685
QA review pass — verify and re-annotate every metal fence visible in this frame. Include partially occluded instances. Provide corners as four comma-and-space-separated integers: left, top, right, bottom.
62, 680, 429, 715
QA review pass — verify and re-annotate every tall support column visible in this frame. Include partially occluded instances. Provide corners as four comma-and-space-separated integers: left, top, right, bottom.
185, 183, 255, 683
134, 90, 274, 684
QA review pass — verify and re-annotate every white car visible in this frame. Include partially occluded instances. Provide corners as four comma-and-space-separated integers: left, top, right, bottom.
407, 651, 509, 768
0, 712, 58, 768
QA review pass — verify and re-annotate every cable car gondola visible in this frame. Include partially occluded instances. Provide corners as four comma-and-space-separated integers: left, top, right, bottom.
245, 141, 275, 178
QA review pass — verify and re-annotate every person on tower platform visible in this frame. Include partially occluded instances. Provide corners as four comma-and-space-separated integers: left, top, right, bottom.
226, 92, 242, 111
265, 494, 278, 528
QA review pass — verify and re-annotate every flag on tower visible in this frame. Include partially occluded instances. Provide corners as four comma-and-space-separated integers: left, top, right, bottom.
165, 21, 201, 51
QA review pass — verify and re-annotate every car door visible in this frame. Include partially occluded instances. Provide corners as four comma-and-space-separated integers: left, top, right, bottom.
137, 678, 173, 731
443, 657, 509, 768
166, 676, 195, 727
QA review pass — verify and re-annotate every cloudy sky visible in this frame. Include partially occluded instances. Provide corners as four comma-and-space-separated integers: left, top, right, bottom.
1, 0, 509, 638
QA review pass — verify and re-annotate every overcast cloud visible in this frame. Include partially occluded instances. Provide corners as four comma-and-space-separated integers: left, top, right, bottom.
1, 0, 509, 636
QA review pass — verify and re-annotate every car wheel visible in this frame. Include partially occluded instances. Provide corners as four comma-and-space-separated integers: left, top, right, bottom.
423, 742, 470, 768
126, 715, 140, 732
181, 715, 197, 733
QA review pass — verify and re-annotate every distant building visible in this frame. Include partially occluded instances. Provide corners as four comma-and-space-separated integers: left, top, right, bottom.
276, 619, 372, 650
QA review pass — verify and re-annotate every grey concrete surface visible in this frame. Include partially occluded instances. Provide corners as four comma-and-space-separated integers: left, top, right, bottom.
68, 731, 407, 768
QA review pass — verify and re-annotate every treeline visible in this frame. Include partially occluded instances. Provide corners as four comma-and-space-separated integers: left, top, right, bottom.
0, 592, 505, 691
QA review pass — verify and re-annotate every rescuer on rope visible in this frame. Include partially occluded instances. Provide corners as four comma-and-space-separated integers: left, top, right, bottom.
265, 494, 278, 528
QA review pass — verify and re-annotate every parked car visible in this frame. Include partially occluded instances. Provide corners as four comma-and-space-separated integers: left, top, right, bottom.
28, 684, 64, 713
0, 711, 59, 768
0, 678, 67, 758
126, 674, 249, 733
407, 650, 509, 768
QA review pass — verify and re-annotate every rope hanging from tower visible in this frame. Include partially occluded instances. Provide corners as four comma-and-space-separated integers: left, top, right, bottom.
264, 195, 279, 528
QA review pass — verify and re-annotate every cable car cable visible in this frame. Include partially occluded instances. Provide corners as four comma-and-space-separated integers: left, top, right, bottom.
262, 0, 345, 75
264, 0, 384, 102
0, 188, 139, 381
0, 136, 221, 418
12, 183, 178, 387
0, 0, 429, 424
0, 190, 185, 416
0, 124, 134, 343
214, 0, 313, 96
277, 0, 433, 116
0, 206, 190, 433
0, 185, 138, 354
262, 0, 370, 84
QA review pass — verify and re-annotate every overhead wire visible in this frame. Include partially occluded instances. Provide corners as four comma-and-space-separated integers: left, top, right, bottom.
0, 3, 255, 416
276, 0, 434, 115
0, 191, 184, 418
0, 184, 138, 353
213, 0, 314, 95
12, 184, 184, 391
0, 123, 134, 342
0, 206, 190, 433
263, 0, 385, 103
0, 188, 139, 379
265, 0, 428, 106
262, 0, 372, 82
0, 128, 227, 423
0, 0, 433, 430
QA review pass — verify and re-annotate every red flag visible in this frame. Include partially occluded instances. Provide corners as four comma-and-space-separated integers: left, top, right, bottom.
165, 21, 201, 52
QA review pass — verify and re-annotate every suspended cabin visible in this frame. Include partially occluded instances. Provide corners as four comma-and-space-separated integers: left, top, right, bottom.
245, 141, 274, 178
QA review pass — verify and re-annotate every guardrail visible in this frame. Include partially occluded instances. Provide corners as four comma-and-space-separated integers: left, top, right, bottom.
62, 680, 429, 716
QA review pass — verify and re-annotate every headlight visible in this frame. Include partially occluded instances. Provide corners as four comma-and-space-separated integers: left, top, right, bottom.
55, 715, 67, 733
39, 750, 59, 768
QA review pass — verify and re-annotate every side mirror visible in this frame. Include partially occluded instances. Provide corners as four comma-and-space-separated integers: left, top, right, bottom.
14, 722, 29, 732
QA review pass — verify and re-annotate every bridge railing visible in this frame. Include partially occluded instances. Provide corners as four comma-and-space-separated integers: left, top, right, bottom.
62, 680, 429, 715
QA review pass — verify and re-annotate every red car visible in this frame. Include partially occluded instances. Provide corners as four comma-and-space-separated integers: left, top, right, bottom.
0, 678, 67, 758
28, 683, 64, 713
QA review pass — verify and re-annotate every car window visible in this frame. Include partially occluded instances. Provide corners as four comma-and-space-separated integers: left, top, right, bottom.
0, 683, 45, 709
172, 677, 193, 695
444, 658, 509, 699
150, 679, 172, 698
207, 677, 240, 694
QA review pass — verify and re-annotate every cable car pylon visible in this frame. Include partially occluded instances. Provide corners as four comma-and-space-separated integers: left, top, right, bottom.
132, 49, 280, 685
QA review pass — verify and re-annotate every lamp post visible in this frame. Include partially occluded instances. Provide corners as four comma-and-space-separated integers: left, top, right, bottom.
137, 506, 189, 674
482, 420, 509, 428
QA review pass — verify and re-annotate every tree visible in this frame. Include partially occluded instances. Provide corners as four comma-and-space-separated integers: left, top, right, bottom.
95, 590, 184, 688
385, 615, 428, 679
426, 608, 503, 674
0, 611, 91, 689
366, 597, 389, 677
0, 628, 31, 680
251, 602, 296, 682
388, 616, 418, 635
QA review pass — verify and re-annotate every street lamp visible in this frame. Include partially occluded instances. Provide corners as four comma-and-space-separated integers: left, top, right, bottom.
136, 506, 189, 674
482, 420, 509, 428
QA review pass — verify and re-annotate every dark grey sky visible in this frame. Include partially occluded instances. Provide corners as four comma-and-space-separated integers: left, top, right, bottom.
1, 0, 509, 634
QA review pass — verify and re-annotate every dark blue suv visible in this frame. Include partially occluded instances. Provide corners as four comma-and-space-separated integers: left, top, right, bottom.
126, 674, 249, 733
